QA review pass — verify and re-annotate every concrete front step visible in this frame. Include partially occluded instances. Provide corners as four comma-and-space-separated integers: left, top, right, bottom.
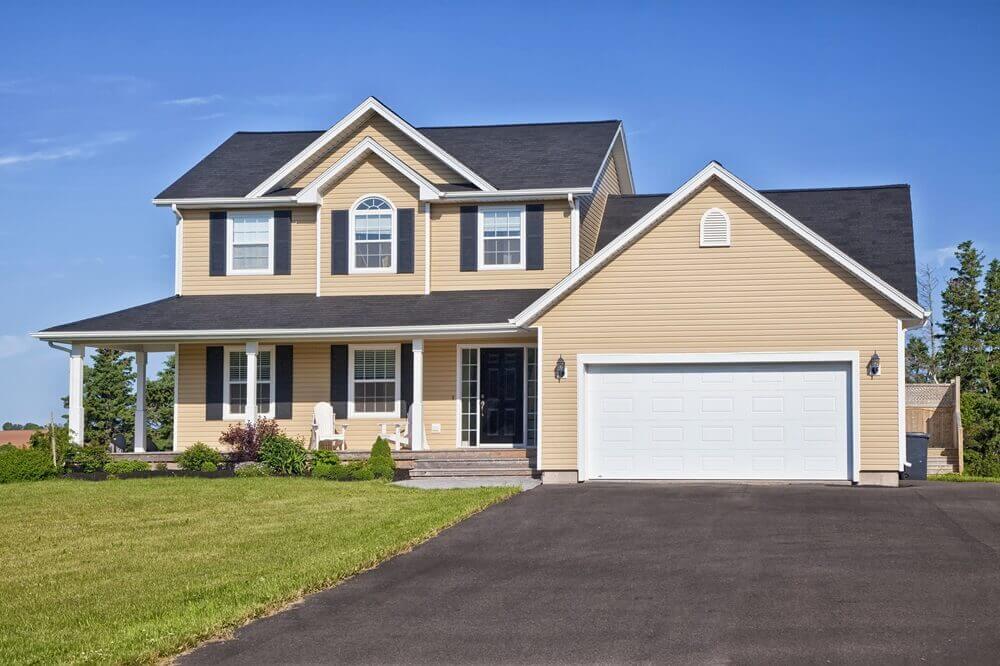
410, 468, 536, 477
412, 459, 533, 470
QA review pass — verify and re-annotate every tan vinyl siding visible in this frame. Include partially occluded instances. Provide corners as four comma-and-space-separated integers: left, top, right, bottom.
578, 155, 621, 262
430, 201, 572, 291
536, 178, 905, 473
319, 155, 424, 295
289, 113, 465, 189
180, 207, 316, 295
175, 337, 531, 452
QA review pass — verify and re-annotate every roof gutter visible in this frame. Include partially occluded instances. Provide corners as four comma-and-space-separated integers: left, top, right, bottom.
152, 197, 299, 208
33, 322, 525, 344
437, 187, 591, 202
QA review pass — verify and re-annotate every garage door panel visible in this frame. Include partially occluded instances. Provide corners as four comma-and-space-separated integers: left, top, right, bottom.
587, 362, 850, 480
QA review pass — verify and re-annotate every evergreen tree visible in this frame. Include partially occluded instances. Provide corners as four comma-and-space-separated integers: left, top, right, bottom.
905, 336, 935, 383
145, 354, 175, 450
983, 259, 1000, 393
82, 349, 135, 447
937, 241, 987, 391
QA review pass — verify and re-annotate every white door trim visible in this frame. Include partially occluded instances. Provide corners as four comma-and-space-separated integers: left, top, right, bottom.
576, 351, 862, 483
455, 343, 537, 449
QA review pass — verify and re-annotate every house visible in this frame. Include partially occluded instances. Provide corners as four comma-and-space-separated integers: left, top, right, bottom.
1, 430, 37, 449
35, 97, 926, 485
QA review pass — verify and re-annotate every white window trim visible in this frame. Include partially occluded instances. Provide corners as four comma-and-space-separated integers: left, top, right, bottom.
347, 343, 401, 419
478, 205, 526, 271
222, 345, 275, 420
454, 343, 537, 449
227, 211, 275, 276
349, 194, 396, 275
700, 207, 731, 247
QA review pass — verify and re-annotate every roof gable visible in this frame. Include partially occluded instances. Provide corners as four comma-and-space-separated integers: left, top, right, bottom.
514, 162, 926, 325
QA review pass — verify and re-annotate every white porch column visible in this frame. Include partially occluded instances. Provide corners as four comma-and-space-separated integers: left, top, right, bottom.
134, 349, 147, 453
68, 344, 85, 445
410, 339, 424, 450
245, 342, 258, 422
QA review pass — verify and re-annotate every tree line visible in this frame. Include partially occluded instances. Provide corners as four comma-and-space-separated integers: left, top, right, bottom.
906, 241, 1000, 475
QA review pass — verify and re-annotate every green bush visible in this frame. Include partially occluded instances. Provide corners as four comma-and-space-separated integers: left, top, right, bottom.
310, 450, 341, 466
199, 461, 218, 473
312, 461, 337, 479
29, 425, 73, 468
176, 442, 223, 471
349, 462, 375, 481
259, 434, 308, 475
234, 462, 269, 478
67, 443, 111, 473
369, 437, 395, 481
965, 450, 1000, 478
155, 462, 168, 471
0, 445, 57, 483
103, 460, 151, 476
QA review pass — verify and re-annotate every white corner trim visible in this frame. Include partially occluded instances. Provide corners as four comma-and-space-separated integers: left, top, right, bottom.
172, 204, 183, 295
172, 342, 179, 451
569, 195, 580, 271
898, 319, 906, 472
574, 351, 862, 483
536, 326, 544, 472
423, 202, 431, 294
616, 125, 636, 195
315, 205, 322, 296
296, 137, 441, 203
512, 161, 927, 326
248, 97, 495, 198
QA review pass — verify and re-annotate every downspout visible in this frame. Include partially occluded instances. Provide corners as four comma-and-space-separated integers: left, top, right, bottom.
569, 193, 580, 270
48, 341, 72, 354
172, 204, 183, 296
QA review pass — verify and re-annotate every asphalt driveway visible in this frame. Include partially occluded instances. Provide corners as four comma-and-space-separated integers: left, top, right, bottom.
181, 482, 1000, 664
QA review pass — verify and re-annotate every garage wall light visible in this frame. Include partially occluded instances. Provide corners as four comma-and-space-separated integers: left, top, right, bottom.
554, 355, 567, 382
867, 351, 881, 377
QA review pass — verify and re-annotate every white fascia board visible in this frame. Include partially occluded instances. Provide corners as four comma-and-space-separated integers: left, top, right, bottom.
153, 197, 299, 208
296, 137, 441, 203
32, 322, 524, 344
247, 97, 495, 198
615, 127, 636, 195
439, 187, 592, 202
513, 161, 927, 326
590, 124, 634, 196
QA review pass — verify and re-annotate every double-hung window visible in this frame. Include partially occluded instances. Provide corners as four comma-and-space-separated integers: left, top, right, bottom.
223, 347, 274, 419
479, 206, 525, 269
349, 345, 399, 417
350, 196, 395, 273
228, 211, 274, 275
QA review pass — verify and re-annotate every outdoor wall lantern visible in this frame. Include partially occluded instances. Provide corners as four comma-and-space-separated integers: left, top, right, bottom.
554, 355, 567, 382
867, 351, 881, 377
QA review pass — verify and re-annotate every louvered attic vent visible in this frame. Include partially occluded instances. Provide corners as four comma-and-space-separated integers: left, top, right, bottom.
700, 207, 731, 247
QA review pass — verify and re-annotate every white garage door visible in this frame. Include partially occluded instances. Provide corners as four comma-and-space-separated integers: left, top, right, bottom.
585, 362, 851, 480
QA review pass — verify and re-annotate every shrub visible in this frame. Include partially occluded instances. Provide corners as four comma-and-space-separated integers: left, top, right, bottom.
368, 437, 395, 481
234, 462, 270, 478
176, 442, 223, 471
67, 443, 111, 473
29, 425, 72, 468
259, 434, 308, 475
104, 460, 151, 476
310, 450, 341, 466
199, 461, 218, 473
154, 462, 168, 471
219, 418, 282, 462
348, 461, 375, 481
965, 450, 1000, 478
312, 461, 337, 479
0, 445, 57, 483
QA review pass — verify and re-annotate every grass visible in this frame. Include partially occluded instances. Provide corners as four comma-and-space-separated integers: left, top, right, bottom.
0, 478, 518, 665
928, 473, 1000, 483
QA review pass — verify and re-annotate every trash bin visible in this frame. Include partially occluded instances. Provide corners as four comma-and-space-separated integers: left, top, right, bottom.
904, 433, 929, 480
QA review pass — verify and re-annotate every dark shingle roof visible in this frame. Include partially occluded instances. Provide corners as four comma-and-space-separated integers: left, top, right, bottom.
156, 120, 621, 199
596, 185, 917, 301
40, 290, 548, 334
156, 131, 323, 199
417, 121, 620, 190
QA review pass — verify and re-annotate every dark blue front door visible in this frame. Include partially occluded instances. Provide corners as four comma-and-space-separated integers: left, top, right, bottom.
480, 348, 524, 445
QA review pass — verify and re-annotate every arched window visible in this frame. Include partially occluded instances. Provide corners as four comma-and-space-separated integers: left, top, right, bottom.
700, 207, 731, 247
351, 195, 395, 272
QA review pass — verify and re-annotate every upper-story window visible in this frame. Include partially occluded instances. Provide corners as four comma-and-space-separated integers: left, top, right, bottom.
479, 205, 525, 269
350, 196, 396, 273
228, 211, 274, 275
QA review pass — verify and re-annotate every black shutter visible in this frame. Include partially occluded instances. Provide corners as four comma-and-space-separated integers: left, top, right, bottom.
526, 204, 544, 270
332, 210, 349, 275
209, 212, 227, 276
397, 208, 414, 274
460, 206, 478, 271
275, 345, 293, 419
205, 346, 224, 420
330, 344, 348, 419
400, 343, 413, 417
274, 210, 292, 275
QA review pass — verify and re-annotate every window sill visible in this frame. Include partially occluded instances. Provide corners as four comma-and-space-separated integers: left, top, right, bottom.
226, 269, 275, 276
478, 263, 525, 271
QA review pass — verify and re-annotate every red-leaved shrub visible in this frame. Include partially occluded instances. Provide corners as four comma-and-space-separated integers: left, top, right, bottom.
219, 418, 282, 462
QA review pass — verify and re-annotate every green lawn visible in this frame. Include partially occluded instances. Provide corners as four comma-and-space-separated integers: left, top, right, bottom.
928, 473, 1000, 483
0, 478, 517, 665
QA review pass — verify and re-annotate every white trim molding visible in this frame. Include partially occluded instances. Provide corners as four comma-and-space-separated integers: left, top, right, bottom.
296, 137, 442, 203
348, 193, 397, 274
226, 210, 275, 276
248, 96, 495, 198
569, 194, 581, 270
513, 161, 928, 326
478, 204, 527, 271
347, 343, 402, 419
172, 204, 183, 295
898, 319, 906, 472
574, 351, 862, 484
454, 343, 537, 449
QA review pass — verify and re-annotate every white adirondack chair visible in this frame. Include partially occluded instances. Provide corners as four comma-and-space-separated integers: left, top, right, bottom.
311, 402, 348, 450
381, 406, 414, 451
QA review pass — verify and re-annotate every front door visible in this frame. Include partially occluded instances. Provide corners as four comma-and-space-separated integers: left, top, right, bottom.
479, 348, 524, 445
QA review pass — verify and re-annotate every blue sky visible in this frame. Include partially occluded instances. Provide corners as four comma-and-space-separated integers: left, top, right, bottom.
1, 1, 998, 423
